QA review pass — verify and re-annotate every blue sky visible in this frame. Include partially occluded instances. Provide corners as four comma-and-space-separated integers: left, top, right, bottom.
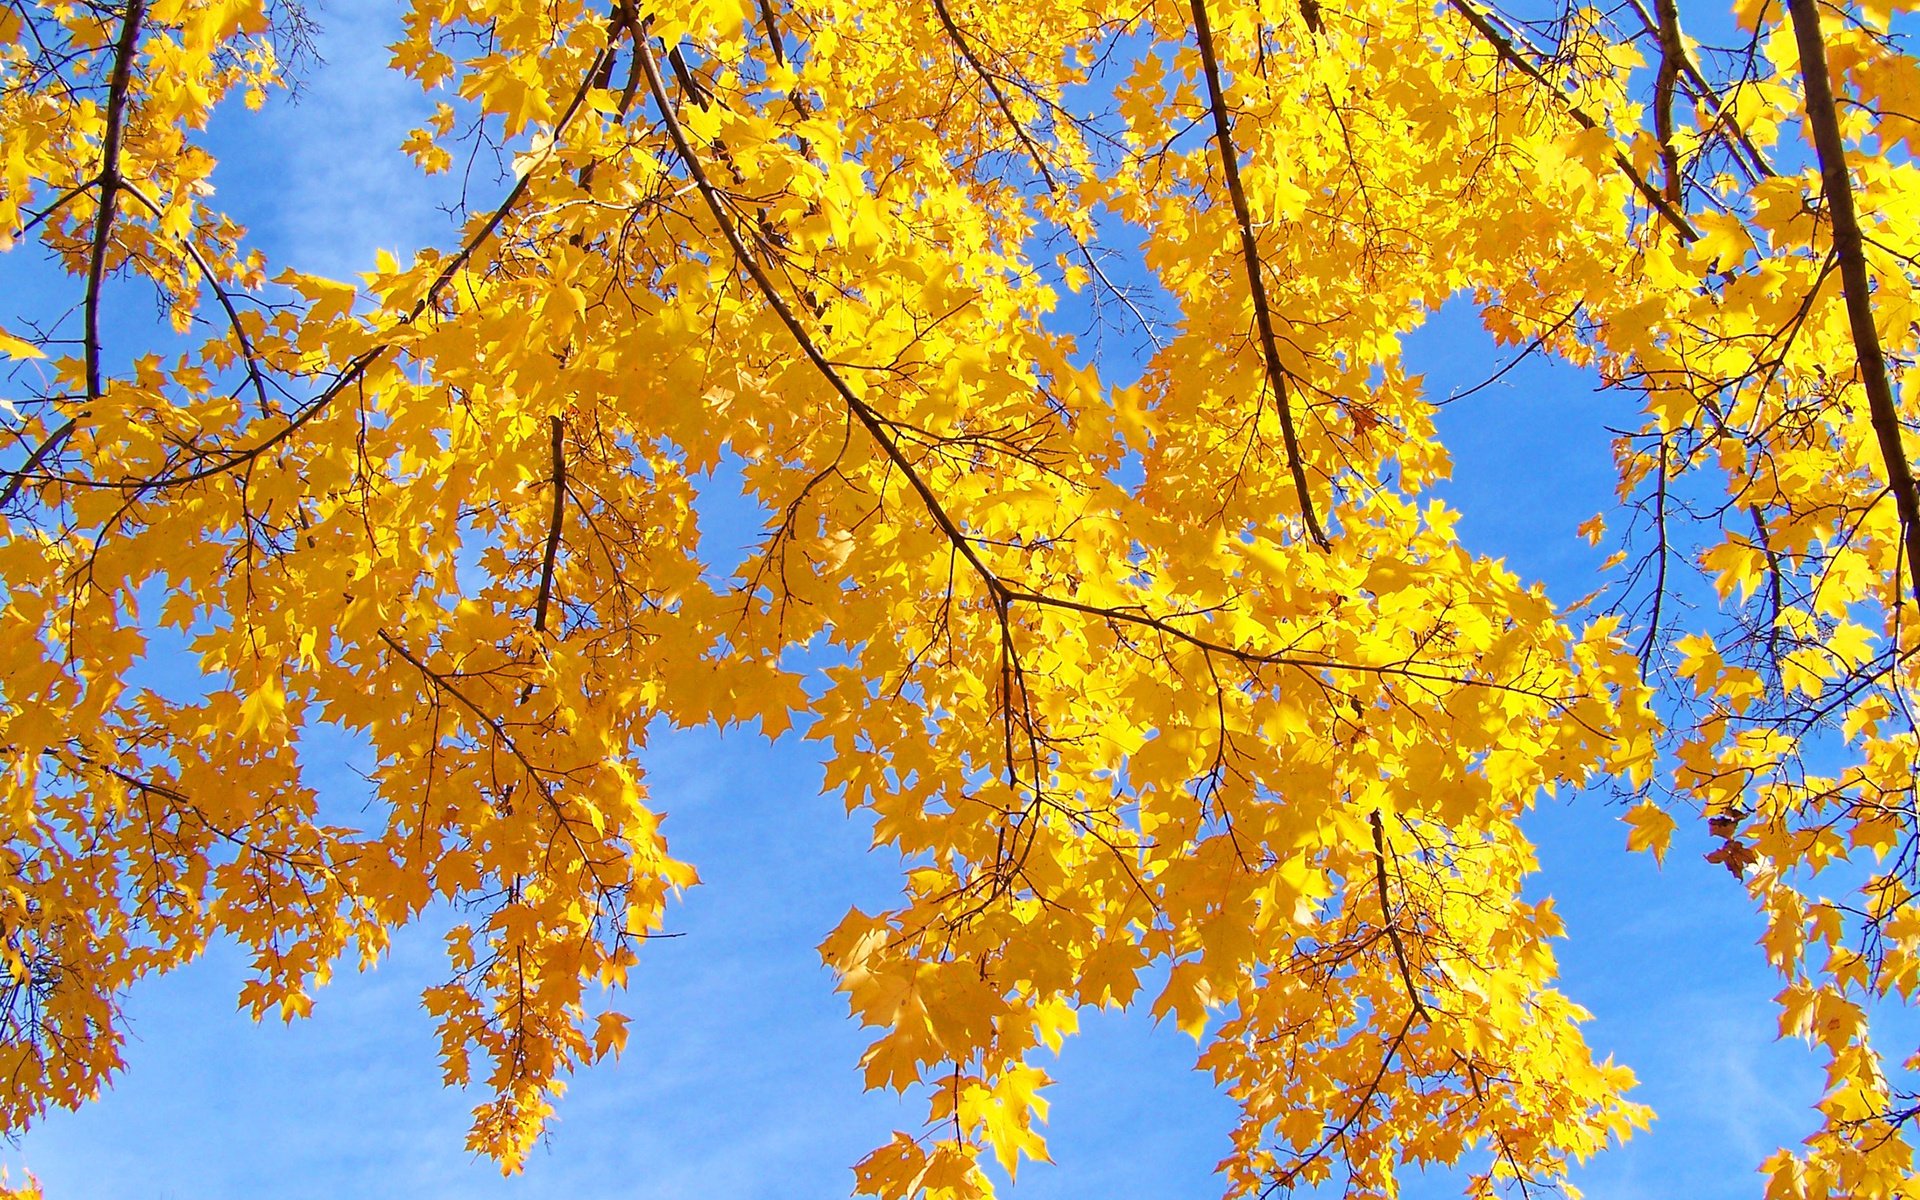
0, 2, 1844, 1196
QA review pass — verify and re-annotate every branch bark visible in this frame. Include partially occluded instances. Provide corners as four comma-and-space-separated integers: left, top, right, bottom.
85, 0, 148, 402
1651, 0, 1684, 203
533, 415, 567, 634
1188, 0, 1331, 550
1624, 0, 1776, 182
1370, 810, 1429, 1022
1786, 0, 1920, 608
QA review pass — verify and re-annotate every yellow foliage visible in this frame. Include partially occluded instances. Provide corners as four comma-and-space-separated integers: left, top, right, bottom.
3, 0, 1920, 1196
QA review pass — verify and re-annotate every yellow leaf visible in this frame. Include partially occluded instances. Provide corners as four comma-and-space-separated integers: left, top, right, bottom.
592, 1011, 630, 1060
1624, 803, 1678, 866
0, 330, 43, 360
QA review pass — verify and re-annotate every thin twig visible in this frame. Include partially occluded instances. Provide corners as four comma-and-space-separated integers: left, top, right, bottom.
1439, 303, 1582, 405
120, 180, 271, 413
1637, 433, 1670, 667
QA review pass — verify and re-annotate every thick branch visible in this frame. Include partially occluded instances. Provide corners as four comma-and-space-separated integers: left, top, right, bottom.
1786, 0, 1920, 608
533, 415, 567, 634
1624, 0, 1776, 181
84, 0, 148, 402
1651, 0, 1684, 203
756, 0, 789, 65
1188, 0, 1331, 550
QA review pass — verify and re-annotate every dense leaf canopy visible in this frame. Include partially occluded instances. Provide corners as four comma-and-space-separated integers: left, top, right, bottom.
3, 0, 1919, 1195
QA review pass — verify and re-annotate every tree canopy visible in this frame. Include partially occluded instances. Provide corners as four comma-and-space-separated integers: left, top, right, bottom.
2, 0, 1919, 1195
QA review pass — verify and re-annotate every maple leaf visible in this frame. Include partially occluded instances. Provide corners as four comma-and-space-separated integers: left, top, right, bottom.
1623, 803, 1678, 867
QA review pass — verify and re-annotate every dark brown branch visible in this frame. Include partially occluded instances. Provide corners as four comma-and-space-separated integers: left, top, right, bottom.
1439, 302, 1582, 405
756, 0, 789, 66
1263, 1010, 1419, 1195
377, 632, 560, 815
930, 0, 1059, 192
83, 0, 147, 403
638, 39, 1596, 720
927, 0, 1160, 345
1445, 0, 1699, 242
635, 38, 1005, 596
1370, 810, 1429, 1022
1652, 0, 1684, 203
1624, 0, 1776, 181
1752, 504, 1785, 667
667, 45, 712, 109
120, 180, 271, 413
0, 417, 79, 510
1786, 0, 1920, 608
1188, 0, 1330, 549
18, 178, 99, 238
753, 0, 814, 121
533, 415, 567, 634
1637, 434, 1670, 666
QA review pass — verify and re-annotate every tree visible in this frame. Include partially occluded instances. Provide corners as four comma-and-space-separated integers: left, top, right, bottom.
1, 0, 1918, 1194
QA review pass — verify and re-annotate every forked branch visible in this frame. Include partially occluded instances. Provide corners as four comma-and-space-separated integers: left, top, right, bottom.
637, 34, 1602, 735
1370, 810, 1430, 1022
1445, 0, 1699, 241
928, 0, 1162, 345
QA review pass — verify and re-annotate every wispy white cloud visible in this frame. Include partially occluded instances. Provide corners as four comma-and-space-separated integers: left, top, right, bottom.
209, 0, 452, 280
